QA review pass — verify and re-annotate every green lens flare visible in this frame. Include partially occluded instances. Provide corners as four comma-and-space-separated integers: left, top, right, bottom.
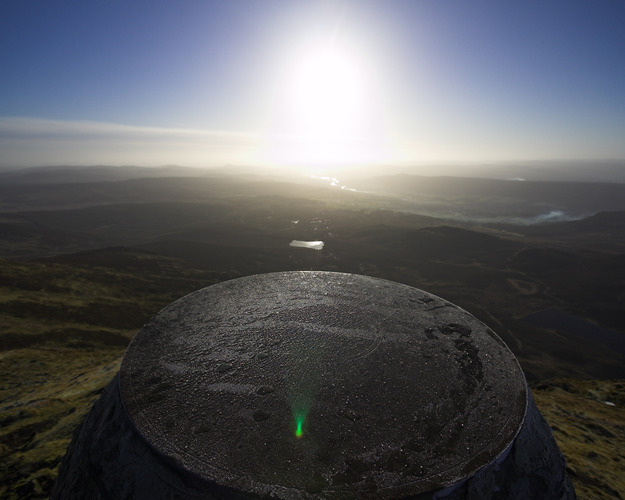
293, 409, 308, 438
287, 336, 323, 440
295, 418, 303, 438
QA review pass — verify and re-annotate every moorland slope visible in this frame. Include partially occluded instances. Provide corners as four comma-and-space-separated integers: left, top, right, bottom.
1, 167, 624, 499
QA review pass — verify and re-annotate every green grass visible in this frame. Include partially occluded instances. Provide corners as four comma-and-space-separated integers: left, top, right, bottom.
0, 347, 123, 499
532, 379, 625, 499
0, 249, 235, 499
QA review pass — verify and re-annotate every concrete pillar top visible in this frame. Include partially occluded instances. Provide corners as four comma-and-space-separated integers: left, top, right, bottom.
119, 271, 527, 498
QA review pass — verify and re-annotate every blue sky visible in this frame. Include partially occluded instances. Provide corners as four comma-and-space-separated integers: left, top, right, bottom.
1, 1, 624, 169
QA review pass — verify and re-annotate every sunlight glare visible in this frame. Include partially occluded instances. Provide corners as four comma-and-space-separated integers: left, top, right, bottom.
262, 37, 394, 167
285, 44, 367, 138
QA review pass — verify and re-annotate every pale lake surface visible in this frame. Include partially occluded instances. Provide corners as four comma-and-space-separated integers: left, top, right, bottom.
289, 240, 324, 250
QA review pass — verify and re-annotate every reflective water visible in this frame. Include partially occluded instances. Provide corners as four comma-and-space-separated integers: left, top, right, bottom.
289, 240, 324, 250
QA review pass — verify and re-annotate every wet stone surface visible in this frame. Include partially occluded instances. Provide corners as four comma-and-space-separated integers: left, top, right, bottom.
120, 271, 527, 499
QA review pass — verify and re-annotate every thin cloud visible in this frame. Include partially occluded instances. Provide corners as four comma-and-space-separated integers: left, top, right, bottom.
0, 117, 413, 169
0, 117, 264, 167
0, 117, 261, 140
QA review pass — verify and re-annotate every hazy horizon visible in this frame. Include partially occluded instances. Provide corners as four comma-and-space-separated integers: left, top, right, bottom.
3, 159, 625, 186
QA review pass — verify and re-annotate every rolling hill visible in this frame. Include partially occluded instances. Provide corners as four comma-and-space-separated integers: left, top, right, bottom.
1, 166, 624, 498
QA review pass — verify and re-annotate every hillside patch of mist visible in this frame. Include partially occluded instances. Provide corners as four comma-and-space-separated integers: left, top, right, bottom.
417, 209, 589, 226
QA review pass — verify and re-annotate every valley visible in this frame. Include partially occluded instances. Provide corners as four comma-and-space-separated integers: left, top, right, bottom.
1, 166, 624, 499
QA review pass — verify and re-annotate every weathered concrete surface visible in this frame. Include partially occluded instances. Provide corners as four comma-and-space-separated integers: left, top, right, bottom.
52, 271, 575, 499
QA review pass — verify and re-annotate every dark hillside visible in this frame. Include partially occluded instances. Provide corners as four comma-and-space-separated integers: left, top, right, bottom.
506, 211, 625, 251
2, 169, 625, 499
354, 174, 625, 215
509, 247, 625, 332
403, 225, 519, 262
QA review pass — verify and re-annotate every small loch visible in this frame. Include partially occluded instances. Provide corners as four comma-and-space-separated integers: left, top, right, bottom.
289, 240, 324, 251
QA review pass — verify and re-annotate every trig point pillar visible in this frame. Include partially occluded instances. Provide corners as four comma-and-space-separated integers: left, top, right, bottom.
52, 271, 575, 499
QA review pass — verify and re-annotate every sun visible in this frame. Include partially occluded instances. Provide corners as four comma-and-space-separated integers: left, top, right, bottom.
285, 43, 367, 138
262, 37, 396, 168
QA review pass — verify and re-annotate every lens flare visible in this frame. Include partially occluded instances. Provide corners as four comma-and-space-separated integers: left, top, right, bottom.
292, 407, 309, 438
295, 418, 304, 438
